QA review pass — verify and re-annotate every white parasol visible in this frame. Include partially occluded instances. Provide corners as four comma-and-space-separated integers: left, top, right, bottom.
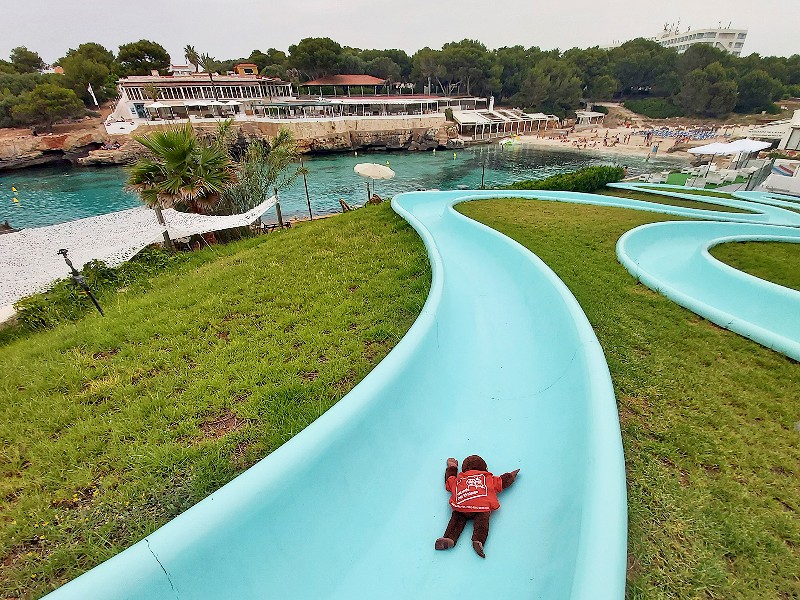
687, 142, 737, 156
726, 139, 771, 153
354, 163, 395, 179
354, 163, 395, 202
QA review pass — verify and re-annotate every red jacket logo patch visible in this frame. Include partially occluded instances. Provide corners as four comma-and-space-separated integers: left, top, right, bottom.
446, 470, 502, 513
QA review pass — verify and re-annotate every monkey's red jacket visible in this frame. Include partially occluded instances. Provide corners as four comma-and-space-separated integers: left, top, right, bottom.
446, 470, 504, 513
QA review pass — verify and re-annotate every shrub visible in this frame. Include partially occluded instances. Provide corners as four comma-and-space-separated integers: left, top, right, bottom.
592, 105, 609, 115
13, 246, 183, 331
624, 98, 684, 119
444, 107, 454, 122
501, 166, 626, 193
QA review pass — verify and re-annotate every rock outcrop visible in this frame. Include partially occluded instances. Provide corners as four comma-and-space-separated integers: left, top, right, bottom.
0, 118, 464, 172
0, 130, 109, 171
77, 139, 144, 166
297, 124, 458, 153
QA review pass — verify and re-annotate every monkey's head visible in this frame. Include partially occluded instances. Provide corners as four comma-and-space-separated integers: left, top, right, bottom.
461, 455, 487, 472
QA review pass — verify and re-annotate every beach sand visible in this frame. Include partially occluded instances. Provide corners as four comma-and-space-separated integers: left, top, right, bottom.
512, 125, 698, 162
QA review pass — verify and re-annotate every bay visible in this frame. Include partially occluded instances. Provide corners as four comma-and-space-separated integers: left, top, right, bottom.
0, 146, 680, 229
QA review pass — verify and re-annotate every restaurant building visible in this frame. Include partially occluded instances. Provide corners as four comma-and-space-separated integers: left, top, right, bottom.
107, 70, 550, 141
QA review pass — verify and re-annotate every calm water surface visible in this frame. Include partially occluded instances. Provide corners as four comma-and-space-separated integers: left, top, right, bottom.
0, 146, 682, 229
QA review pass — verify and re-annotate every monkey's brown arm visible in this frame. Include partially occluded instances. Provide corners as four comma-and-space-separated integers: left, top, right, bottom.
445, 458, 458, 484
500, 469, 520, 489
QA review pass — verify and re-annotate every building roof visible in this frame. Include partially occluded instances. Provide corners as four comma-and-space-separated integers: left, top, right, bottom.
118, 74, 289, 85
303, 75, 386, 86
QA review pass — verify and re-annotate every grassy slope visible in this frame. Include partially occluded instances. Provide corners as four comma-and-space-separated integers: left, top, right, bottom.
457, 199, 799, 600
711, 241, 800, 292
647, 186, 735, 199
597, 188, 754, 214
3, 189, 799, 599
0, 204, 430, 599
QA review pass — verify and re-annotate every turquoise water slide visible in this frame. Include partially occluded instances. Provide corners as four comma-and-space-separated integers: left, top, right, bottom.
45, 186, 800, 599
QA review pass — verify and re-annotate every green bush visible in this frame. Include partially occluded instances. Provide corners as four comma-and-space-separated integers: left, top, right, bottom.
592, 105, 609, 115
624, 98, 685, 119
13, 246, 183, 331
501, 166, 626, 193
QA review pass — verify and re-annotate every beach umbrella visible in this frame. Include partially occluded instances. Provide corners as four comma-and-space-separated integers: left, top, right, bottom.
354, 163, 395, 202
726, 139, 771, 153
687, 142, 738, 181
726, 139, 772, 172
687, 142, 736, 156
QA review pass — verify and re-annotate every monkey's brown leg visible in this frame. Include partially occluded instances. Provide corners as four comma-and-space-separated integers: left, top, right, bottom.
435, 511, 468, 550
471, 512, 490, 558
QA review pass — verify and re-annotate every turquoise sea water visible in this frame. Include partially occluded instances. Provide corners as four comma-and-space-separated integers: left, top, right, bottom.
0, 146, 681, 229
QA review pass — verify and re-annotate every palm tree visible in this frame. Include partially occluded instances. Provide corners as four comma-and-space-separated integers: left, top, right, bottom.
198, 53, 219, 101
184, 45, 200, 72
222, 129, 305, 214
143, 83, 161, 101
127, 123, 232, 215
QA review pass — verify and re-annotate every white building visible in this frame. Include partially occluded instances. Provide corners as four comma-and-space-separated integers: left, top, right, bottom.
749, 110, 800, 151
105, 70, 496, 135
604, 24, 748, 57
780, 110, 800, 152
109, 72, 295, 122
654, 24, 747, 56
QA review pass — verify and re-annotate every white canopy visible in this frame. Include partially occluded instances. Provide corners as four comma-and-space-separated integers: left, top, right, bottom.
146, 102, 169, 109
207, 101, 227, 106
726, 139, 772, 153
688, 142, 737, 156
354, 163, 395, 180
0, 197, 276, 309
224, 100, 242, 106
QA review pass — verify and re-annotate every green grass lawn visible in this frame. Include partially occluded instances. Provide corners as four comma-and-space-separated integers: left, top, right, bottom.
458, 200, 799, 600
3, 193, 799, 600
648, 186, 736, 199
0, 204, 430, 599
711, 241, 800, 292
598, 188, 754, 214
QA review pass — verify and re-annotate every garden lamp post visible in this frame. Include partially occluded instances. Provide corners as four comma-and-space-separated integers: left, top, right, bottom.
57, 249, 104, 316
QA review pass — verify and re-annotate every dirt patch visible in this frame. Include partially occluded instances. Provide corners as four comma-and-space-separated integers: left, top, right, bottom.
302, 370, 319, 382
92, 349, 119, 360
200, 409, 246, 439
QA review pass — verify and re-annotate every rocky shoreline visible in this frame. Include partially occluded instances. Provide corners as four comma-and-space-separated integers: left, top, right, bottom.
0, 118, 464, 172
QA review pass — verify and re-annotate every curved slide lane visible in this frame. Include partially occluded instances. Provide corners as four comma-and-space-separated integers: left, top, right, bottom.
45, 185, 800, 600
46, 190, 629, 600
617, 221, 800, 360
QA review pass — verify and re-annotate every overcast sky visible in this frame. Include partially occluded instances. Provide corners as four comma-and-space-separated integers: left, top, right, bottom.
2, 0, 798, 64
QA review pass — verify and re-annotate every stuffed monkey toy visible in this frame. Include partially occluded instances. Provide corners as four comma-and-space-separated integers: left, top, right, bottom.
435, 455, 520, 558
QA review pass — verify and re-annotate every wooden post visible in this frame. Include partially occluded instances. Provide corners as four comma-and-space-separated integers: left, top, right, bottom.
153, 205, 175, 252
274, 187, 284, 229
481, 161, 486, 189
365, 180, 371, 204
301, 157, 313, 220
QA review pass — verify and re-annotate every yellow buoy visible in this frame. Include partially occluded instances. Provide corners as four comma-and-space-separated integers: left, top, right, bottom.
11, 186, 17, 192
453, 153, 457, 159
354, 151, 358, 156
13, 197, 19, 203
433, 149, 436, 155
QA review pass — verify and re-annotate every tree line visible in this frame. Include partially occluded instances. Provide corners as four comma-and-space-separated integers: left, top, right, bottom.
1, 37, 799, 130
